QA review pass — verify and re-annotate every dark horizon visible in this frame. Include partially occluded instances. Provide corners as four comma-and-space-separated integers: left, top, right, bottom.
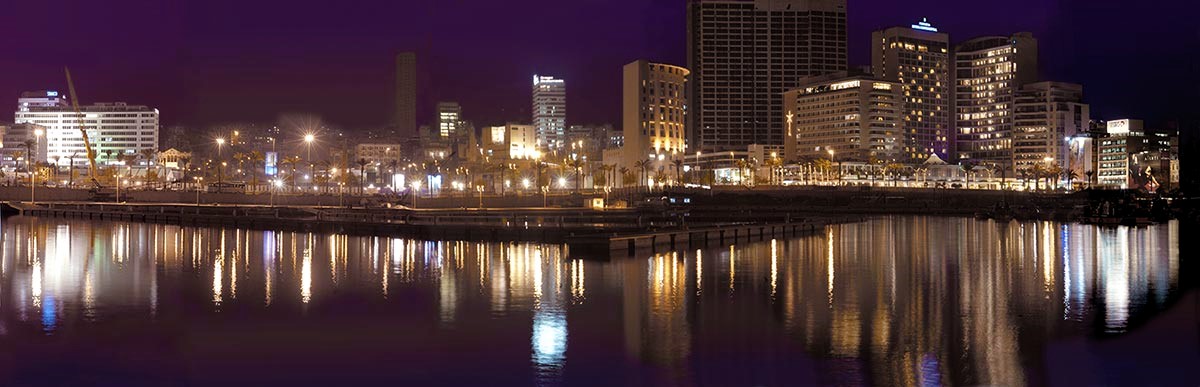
2, 0, 1198, 132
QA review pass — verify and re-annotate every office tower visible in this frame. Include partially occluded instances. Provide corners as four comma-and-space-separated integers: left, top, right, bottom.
871, 19, 951, 161
1013, 81, 1089, 172
14, 100, 159, 167
532, 75, 566, 150
687, 0, 848, 153
783, 72, 903, 162
436, 102, 463, 139
1097, 119, 1179, 190
623, 60, 689, 165
394, 52, 417, 134
954, 32, 1038, 167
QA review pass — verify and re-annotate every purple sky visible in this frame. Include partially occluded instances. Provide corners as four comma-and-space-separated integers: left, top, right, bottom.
2, 0, 1198, 132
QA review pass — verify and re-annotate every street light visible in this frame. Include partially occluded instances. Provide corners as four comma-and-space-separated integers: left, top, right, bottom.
827, 149, 838, 185
194, 176, 204, 206
410, 180, 422, 208
304, 133, 315, 160
31, 128, 43, 204
216, 137, 225, 158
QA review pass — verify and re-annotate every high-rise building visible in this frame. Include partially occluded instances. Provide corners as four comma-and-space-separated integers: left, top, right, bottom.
532, 75, 566, 150
436, 102, 463, 139
954, 32, 1038, 167
783, 73, 903, 162
394, 52, 417, 135
1013, 81, 1089, 172
623, 60, 689, 166
14, 100, 159, 167
871, 19, 951, 161
687, 0, 847, 153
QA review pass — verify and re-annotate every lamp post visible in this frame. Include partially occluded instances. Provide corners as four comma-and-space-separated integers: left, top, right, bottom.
1043, 156, 1055, 191
304, 133, 315, 161
541, 185, 549, 208
410, 180, 421, 209
827, 149, 838, 185
194, 177, 203, 206
216, 137, 225, 158
31, 128, 43, 204
476, 185, 484, 209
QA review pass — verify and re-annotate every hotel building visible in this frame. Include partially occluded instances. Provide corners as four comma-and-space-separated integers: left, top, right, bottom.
871, 19, 951, 161
687, 0, 847, 153
783, 73, 903, 162
954, 32, 1038, 167
623, 60, 689, 165
1012, 81, 1089, 172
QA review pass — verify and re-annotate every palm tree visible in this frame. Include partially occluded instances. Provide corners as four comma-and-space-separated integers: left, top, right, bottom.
493, 162, 512, 196
534, 161, 548, 190
958, 161, 976, 189
618, 167, 631, 189
248, 150, 264, 191
812, 158, 832, 181
1084, 170, 1095, 189
564, 158, 585, 192
281, 155, 302, 191
1046, 164, 1064, 190
633, 159, 651, 189
884, 162, 904, 187
21, 139, 36, 175
1064, 169, 1079, 191
355, 158, 369, 195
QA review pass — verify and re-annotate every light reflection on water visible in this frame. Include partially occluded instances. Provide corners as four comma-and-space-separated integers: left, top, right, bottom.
0, 215, 1187, 385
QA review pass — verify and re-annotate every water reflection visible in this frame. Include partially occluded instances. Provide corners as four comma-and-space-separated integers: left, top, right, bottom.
0, 216, 1186, 385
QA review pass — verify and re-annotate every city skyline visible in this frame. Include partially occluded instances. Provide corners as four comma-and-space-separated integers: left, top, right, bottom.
1, 1, 1197, 131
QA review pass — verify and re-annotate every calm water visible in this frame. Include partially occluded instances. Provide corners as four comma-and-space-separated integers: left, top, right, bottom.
0, 216, 1193, 386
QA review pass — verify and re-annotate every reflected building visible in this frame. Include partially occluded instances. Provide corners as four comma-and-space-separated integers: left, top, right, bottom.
0, 216, 1183, 386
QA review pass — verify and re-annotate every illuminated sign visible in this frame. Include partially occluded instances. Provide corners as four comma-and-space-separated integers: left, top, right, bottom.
46, 91, 59, 97
264, 152, 278, 176
911, 18, 938, 32
1107, 119, 1130, 135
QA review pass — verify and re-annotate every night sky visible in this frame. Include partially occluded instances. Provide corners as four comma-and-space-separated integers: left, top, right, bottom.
2, 0, 1198, 132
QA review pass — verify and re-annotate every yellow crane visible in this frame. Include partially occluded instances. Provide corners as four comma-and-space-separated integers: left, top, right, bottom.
64, 67, 102, 187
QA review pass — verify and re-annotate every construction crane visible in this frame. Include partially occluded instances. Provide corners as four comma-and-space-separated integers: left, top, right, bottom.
65, 68, 113, 200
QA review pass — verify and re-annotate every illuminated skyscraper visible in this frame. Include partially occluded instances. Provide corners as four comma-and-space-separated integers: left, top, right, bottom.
687, 0, 847, 153
871, 19, 951, 161
623, 60, 689, 162
532, 75, 566, 150
1013, 81, 1089, 172
954, 32, 1038, 167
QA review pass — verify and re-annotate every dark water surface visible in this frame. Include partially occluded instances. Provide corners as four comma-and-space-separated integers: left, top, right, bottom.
0, 216, 1194, 386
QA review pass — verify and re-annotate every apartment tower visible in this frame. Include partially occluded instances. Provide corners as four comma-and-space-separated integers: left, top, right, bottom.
687, 0, 847, 153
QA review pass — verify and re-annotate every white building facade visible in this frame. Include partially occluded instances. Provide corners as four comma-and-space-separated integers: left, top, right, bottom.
532, 75, 566, 150
15, 101, 159, 167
